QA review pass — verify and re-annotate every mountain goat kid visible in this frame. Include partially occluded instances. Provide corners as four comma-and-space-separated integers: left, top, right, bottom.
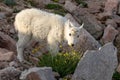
14, 8, 84, 62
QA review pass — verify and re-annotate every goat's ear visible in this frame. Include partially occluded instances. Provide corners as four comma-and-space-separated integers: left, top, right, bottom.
79, 23, 84, 29
66, 19, 71, 28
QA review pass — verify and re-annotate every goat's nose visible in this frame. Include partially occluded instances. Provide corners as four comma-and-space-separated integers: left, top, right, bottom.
71, 44, 74, 47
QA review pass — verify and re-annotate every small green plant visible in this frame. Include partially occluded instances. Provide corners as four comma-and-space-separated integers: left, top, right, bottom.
3, 0, 16, 6
45, 3, 67, 16
45, 4, 62, 10
113, 72, 120, 80
25, 0, 37, 7
52, 0, 59, 2
75, 0, 83, 4
38, 52, 81, 77
53, 9, 66, 16
75, 0, 87, 7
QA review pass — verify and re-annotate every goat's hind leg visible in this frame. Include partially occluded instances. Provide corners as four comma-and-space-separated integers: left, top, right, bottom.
17, 33, 31, 62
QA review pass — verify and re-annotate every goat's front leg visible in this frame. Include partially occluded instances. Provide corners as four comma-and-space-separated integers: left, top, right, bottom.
17, 33, 31, 62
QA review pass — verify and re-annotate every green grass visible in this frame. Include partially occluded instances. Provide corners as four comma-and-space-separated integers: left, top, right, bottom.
3, 0, 16, 6
75, 0, 88, 7
75, 0, 83, 4
25, 0, 37, 6
113, 72, 120, 80
45, 3, 67, 16
52, 0, 59, 2
45, 3, 63, 10
53, 9, 66, 16
38, 52, 81, 77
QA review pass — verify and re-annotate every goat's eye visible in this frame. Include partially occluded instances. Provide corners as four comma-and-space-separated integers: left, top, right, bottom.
69, 33, 71, 36
77, 35, 79, 38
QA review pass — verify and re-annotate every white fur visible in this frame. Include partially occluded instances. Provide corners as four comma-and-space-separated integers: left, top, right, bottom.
14, 8, 83, 62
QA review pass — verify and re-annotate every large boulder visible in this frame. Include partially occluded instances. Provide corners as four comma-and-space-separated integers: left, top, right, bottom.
0, 31, 16, 53
73, 28, 101, 53
72, 42, 118, 80
20, 67, 56, 80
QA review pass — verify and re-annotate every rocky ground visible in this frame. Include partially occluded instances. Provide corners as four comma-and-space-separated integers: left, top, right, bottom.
0, 0, 120, 80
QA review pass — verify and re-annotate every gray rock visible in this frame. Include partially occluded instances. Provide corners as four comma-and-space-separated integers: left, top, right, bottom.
113, 15, 120, 26
0, 31, 16, 53
72, 42, 118, 80
74, 28, 101, 53
59, 0, 65, 4
64, 1, 77, 13
73, 9, 104, 39
9, 61, 19, 68
104, 0, 119, 15
0, 67, 21, 80
85, 1, 102, 14
10, 28, 15, 34
43, 0, 51, 4
115, 34, 120, 62
97, 12, 112, 21
118, 3, 120, 15
20, 67, 56, 80
0, 48, 15, 61
100, 25, 118, 44
0, 62, 9, 69
0, 4, 13, 14
32, 0, 51, 7
0, 12, 6, 19
105, 19, 117, 28
98, 0, 119, 20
